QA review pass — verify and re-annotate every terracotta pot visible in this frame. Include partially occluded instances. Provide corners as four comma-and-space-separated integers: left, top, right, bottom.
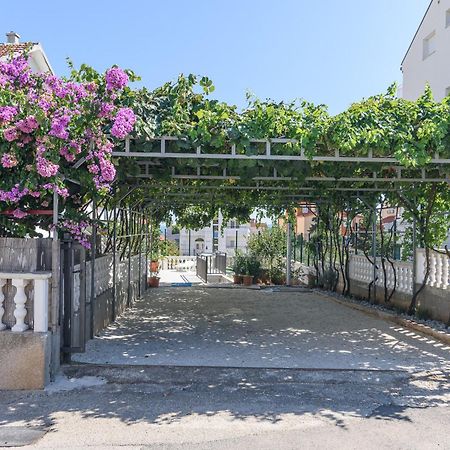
150, 260, 159, 273
233, 274, 243, 284
148, 276, 160, 288
242, 275, 253, 286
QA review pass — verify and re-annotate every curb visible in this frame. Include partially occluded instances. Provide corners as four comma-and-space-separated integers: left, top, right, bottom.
317, 291, 450, 346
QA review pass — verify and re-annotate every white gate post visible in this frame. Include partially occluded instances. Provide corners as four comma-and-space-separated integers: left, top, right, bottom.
0, 279, 6, 331
33, 278, 49, 332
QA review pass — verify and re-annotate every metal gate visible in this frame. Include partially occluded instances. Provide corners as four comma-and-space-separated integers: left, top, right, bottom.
60, 237, 87, 362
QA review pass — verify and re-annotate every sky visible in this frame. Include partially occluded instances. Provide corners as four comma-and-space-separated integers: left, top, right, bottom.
2, 0, 430, 115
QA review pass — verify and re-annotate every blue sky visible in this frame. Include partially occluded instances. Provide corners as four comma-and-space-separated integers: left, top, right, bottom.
3, 0, 430, 114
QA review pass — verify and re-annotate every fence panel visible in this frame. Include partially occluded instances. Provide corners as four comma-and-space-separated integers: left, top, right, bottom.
196, 256, 208, 282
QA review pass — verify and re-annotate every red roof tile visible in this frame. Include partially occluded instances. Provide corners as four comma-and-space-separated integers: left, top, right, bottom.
0, 42, 37, 58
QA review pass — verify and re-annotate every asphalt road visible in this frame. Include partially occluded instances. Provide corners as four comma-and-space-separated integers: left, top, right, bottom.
1, 287, 449, 449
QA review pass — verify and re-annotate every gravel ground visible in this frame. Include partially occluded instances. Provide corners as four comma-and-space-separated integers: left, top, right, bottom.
73, 287, 450, 372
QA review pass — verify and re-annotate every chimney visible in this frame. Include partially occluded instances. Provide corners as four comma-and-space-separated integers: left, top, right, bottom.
6, 31, 20, 44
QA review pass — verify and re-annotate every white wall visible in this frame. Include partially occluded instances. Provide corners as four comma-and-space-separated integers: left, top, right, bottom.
178, 213, 254, 256
402, 0, 450, 101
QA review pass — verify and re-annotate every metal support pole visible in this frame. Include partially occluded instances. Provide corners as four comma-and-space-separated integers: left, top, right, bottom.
112, 204, 118, 321
50, 191, 60, 379
393, 219, 397, 260
188, 229, 191, 256
286, 222, 292, 286
138, 210, 143, 298
293, 231, 297, 262
89, 197, 97, 339
300, 233, 304, 264
372, 203, 377, 303
355, 223, 358, 255
235, 229, 238, 254
149, 217, 154, 272
307, 232, 311, 266
412, 216, 417, 298
127, 208, 132, 307
145, 210, 149, 290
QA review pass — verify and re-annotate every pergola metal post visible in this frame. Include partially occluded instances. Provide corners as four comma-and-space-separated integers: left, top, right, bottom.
112, 203, 118, 321
286, 222, 292, 286
149, 213, 154, 273
299, 233, 304, 264
89, 197, 97, 339
144, 209, 149, 290
138, 209, 143, 299
412, 215, 417, 298
50, 190, 60, 379
188, 229, 191, 256
127, 208, 133, 307
371, 203, 377, 303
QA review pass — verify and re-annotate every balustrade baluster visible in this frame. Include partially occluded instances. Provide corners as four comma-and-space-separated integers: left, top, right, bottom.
434, 253, 444, 289
11, 278, 28, 332
441, 254, 450, 290
429, 253, 437, 287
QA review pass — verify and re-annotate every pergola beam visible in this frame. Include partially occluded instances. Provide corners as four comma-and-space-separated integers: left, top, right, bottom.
113, 137, 450, 165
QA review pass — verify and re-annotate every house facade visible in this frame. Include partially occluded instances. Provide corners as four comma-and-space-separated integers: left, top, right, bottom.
401, 0, 450, 101
178, 214, 265, 256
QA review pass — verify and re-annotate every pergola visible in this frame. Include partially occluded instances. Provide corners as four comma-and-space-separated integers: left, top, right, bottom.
109, 135, 450, 286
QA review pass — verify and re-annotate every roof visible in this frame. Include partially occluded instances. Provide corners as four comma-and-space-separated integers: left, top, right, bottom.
0, 42, 53, 74
0, 42, 36, 58
401, 0, 434, 68
382, 215, 397, 224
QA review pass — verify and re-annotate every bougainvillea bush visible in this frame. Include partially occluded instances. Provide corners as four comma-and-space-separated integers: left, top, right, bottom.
0, 54, 137, 246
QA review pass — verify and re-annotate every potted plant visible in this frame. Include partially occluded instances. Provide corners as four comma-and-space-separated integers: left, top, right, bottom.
232, 251, 246, 284
148, 259, 160, 287
243, 254, 261, 286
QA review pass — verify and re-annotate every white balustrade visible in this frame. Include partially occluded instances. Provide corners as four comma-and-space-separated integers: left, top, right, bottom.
348, 255, 414, 294
0, 272, 51, 333
349, 250, 450, 294
159, 256, 197, 271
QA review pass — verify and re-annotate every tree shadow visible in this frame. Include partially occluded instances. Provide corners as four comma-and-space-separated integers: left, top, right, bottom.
0, 364, 449, 432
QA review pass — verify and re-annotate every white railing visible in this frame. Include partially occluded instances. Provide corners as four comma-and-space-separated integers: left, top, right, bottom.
416, 249, 450, 290
159, 256, 197, 271
349, 255, 414, 294
0, 272, 51, 333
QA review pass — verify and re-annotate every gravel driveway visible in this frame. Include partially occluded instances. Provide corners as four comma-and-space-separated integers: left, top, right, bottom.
74, 287, 450, 372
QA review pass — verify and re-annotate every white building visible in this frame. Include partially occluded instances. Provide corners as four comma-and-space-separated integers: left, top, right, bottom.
401, 0, 450, 101
0, 31, 53, 74
178, 214, 265, 256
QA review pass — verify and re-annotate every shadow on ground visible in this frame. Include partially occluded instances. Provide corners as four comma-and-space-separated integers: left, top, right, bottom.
0, 365, 449, 431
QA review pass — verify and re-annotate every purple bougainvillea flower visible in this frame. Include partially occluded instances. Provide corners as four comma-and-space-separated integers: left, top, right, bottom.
105, 67, 129, 91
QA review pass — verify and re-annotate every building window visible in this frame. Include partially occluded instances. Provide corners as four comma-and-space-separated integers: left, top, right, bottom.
423, 31, 436, 59
446, 9, 450, 28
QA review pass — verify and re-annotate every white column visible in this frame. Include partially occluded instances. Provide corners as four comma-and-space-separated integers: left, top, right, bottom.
12, 278, 28, 332
434, 253, 444, 289
429, 253, 437, 287
441, 255, 449, 290
0, 279, 6, 331
33, 279, 49, 333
